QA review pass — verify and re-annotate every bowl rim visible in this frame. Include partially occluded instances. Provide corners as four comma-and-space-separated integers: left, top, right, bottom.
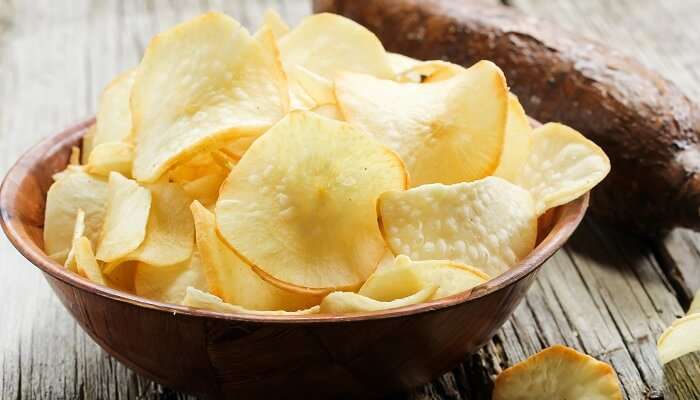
0, 118, 589, 324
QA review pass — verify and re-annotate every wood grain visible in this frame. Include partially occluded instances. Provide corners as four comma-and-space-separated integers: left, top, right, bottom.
0, 0, 698, 399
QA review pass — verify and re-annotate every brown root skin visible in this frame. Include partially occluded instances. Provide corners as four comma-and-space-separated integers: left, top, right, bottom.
315, 0, 700, 234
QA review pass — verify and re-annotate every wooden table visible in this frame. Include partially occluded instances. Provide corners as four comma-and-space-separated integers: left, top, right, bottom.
1, 0, 698, 398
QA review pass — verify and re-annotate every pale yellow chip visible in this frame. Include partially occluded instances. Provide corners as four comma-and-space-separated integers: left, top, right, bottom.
493, 94, 532, 181
94, 69, 136, 146
105, 261, 137, 292
182, 287, 320, 315
131, 12, 288, 182
257, 9, 289, 39
657, 313, 700, 364
336, 61, 508, 186
191, 201, 319, 311
360, 255, 488, 300
181, 173, 227, 206
134, 252, 207, 304
63, 209, 86, 272
69, 146, 81, 165
222, 135, 257, 162
169, 152, 228, 184
74, 236, 107, 286
493, 345, 622, 400
44, 168, 108, 261
279, 13, 394, 81
216, 111, 407, 292
96, 172, 151, 262
289, 65, 335, 106
357, 263, 425, 301
387, 52, 421, 75
81, 124, 96, 164
689, 289, 700, 315
396, 60, 464, 83
379, 177, 537, 277
310, 104, 344, 121
86, 142, 134, 177
122, 182, 194, 266
515, 123, 610, 215
319, 285, 436, 315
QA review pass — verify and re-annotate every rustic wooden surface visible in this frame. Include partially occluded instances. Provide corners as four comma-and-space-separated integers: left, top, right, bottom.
0, 0, 698, 399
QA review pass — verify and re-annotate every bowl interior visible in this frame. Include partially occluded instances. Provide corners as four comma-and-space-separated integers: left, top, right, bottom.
0, 119, 589, 323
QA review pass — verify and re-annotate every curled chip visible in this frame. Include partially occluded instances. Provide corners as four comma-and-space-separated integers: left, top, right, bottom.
96, 172, 151, 262
386, 52, 421, 75
216, 111, 407, 292
131, 11, 288, 182
74, 237, 107, 286
493, 345, 623, 400
515, 123, 610, 215
191, 201, 319, 311
86, 142, 134, 177
396, 60, 463, 83
360, 255, 488, 300
182, 287, 320, 315
379, 177, 537, 277
63, 209, 86, 272
319, 285, 436, 314
94, 69, 136, 146
134, 252, 208, 304
492, 94, 532, 181
123, 182, 194, 266
657, 291, 700, 365
336, 61, 508, 186
44, 168, 108, 262
279, 13, 394, 81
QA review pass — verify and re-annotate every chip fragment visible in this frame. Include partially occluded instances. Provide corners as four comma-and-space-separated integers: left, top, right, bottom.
86, 142, 134, 177
319, 286, 436, 314
96, 172, 151, 262
515, 123, 610, 214
493, 345, 623, 400
74, 237, 107, 286
134, 252, 207, 304
63, 209, 86, 272
183, 287, 320, 315
379, 177, 537, 277
493, 94, 532, 181
131, 11, 288, 182
216, 111, 407, 292
336, 61, 508, 186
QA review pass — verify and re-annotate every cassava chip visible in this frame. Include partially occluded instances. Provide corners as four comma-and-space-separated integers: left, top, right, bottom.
290, 65, 335, 106
96, 172, 151, 262
387, 52, 421, 75
259, 9, 289, 39
94, 69, 136, 146
357, 263, 425, 301
493, 345, 622, 400
86, 142, 134, 177
134, 252, 207, 304
181, 173, 227, 206
122, 182, 194, 266
74, 237, 107, 286
396, 60, 463, 83
493, 94, 532, 181
44, 168, 108, 261
319, 286, 436, 314
657, 313, 700, 364
311, 104, 343, 120
81, 124, 96, 164
216, 111, 407, 292
336, 61, 508, 186
689, 289, 700, 315
131, 12, 288, 182
63, 209, 86, 272
182, 287, 320, 315
515, 123, 610, 215
278, 13, 394, 81
379, 177, 537, 277
191, 201, 319, 311
69, 146, 81, 165
360, 255, 488, 300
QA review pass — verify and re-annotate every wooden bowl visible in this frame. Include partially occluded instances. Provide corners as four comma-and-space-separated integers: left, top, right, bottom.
0, 119, 588, 399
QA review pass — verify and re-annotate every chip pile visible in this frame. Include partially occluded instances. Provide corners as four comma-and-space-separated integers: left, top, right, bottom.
43, 10, 610, 316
